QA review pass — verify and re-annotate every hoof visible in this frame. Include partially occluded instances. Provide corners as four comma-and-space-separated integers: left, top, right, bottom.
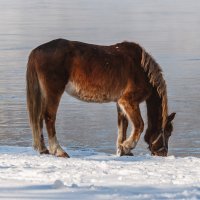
49, 145, 70, 158
40, 149, 50, 155
125, 152, 134, 156
56, 152, 70, 158
56, 151, 70, 158
117, 145, 134, 157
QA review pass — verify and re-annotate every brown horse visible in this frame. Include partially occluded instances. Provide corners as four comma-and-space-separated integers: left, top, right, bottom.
26, 39, 175, 158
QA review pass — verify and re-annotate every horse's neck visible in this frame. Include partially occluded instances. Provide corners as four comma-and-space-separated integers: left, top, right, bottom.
144, 90, 163, 144
146, 89, 163, 132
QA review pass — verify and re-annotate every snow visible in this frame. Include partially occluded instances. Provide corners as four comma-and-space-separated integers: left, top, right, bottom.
0, 146, 200, 199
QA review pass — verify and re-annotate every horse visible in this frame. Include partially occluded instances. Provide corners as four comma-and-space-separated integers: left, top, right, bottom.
26, 39, 176, 158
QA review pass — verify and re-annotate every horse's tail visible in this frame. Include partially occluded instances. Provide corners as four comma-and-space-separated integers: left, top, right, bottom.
141, 48, 168, 129
26, 50, 45, 151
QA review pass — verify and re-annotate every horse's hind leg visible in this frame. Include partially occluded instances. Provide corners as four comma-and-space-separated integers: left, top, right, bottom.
39, 118, 49, 154
118, 95, 144, 156
44, 81, 69, 157
116, 103, 129, 156
44, 92, 69, 158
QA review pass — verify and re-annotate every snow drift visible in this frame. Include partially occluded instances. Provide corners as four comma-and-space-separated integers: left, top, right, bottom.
0, 146, 200, 199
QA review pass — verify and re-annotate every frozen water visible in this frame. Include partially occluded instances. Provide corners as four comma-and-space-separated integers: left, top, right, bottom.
0, 0, 200, 157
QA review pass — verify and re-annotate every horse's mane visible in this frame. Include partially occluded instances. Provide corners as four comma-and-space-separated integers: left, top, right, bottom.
141, 47, 168, 129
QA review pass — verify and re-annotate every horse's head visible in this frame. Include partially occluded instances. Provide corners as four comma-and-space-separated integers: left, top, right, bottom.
148, 112, 176, 156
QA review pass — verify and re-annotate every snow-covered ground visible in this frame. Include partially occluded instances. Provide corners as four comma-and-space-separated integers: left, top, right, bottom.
0, 146, 200, 199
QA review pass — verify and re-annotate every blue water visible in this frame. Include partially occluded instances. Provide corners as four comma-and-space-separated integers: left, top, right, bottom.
0, 0, 200, 157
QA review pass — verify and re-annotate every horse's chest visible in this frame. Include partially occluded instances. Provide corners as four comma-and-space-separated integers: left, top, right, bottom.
65, 81, 113, 103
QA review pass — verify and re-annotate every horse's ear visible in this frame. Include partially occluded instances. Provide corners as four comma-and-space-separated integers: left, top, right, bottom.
168, 112, 176, 122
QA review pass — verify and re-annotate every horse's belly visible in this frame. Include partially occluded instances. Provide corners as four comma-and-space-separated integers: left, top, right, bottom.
65, 81, 116, 103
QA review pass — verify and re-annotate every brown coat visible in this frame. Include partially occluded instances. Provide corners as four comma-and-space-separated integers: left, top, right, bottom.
26, 39, 175, 157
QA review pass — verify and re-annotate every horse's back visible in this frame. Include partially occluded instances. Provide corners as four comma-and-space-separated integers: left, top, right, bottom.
29, 39, 149, 103
64, 41, 137, 102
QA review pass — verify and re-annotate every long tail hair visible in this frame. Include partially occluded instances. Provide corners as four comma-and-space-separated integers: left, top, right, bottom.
26, 51, 45, 150
141, 48, 168, 129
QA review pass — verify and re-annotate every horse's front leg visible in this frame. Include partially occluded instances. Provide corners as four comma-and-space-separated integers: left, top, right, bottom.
118, 97, 144, 156
116, 104, 130, 156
